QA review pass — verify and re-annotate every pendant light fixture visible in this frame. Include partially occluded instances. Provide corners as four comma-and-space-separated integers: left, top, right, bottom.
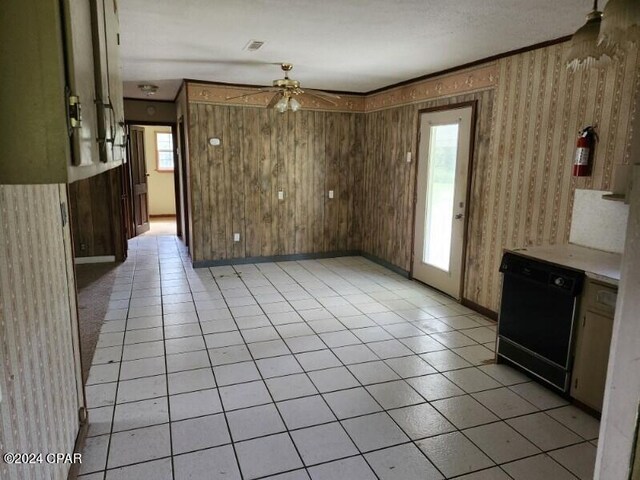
598, 0, 640, 53
566, 0, 614, 71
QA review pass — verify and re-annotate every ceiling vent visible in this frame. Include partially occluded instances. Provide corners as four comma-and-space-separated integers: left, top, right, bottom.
244, 40, 265, 52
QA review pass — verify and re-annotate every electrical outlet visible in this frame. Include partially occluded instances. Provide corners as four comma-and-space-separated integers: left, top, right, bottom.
406, 152, 412, 163
328, 190, 334, 199
278, 191, 284, 200
233, 233, 240, 242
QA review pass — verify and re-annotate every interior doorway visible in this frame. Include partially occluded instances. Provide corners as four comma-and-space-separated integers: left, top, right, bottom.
412, 104, 475, 299
123, 123, 181, 239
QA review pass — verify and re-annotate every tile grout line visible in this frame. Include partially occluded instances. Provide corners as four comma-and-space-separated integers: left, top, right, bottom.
94, 247, 137, 480
210, 267, 315, 480
179, 252, 247, 480
231, 262, 387, 479
299, 260, 584, 478
199, 258, 589, 477
231, 258, 587, 479
158, 235, 177, 480
251, 259, 448, 479
289, 260, 595, 478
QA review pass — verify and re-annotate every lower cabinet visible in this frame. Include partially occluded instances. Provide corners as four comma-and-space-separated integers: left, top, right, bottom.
571, 279, 617, 412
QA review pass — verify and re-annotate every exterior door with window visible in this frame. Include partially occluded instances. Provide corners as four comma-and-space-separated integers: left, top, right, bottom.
412, 106, 473, 299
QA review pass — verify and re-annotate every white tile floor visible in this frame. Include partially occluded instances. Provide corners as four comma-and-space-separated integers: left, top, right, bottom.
79, 235, 599, 480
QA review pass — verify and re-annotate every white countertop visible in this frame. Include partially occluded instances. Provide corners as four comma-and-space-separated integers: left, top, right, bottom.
506, 244, 622, 286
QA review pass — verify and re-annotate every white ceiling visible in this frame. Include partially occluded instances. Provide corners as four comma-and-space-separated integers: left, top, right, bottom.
120, 0, 602, 100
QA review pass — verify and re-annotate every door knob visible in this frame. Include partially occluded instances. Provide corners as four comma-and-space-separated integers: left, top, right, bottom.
454, 213, 464, 220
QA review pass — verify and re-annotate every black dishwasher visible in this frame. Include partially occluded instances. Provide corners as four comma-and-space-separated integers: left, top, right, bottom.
497, 252, 584, 392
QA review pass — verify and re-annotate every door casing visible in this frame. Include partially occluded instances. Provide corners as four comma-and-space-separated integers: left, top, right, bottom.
124, 121, 182, 240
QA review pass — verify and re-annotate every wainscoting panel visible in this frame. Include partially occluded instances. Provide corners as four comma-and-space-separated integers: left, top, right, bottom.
68, 166, 125, 260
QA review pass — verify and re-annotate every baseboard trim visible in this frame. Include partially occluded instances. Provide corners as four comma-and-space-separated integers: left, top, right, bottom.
193, 251, 361, 268
74, 255, 116, 264
359, 252, 410, 278
461, 298, 498, 321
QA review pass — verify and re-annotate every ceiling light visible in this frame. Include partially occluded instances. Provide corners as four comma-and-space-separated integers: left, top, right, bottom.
138, 84, 159, 96
566, 0, 614, 71
273, 94, 303, 113
288, 98, 301, 112
275, 96, 289, 113
598, 0, 640, 53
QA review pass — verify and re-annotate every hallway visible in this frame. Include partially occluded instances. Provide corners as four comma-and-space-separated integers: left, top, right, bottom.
78, 236, 599, 479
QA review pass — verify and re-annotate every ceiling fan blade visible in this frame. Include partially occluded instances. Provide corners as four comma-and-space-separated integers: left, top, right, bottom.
303, 91, 339, 106
225, 89, 269, 101
266, 92, 284, 109
225, 87, 282, 101
304, 88, 341, 99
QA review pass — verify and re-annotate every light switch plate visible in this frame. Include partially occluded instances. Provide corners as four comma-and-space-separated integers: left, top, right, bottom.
233, 233, 240, 242
406, 152, 412, 163
328, 190, 334, 199
278, 191, 284, 200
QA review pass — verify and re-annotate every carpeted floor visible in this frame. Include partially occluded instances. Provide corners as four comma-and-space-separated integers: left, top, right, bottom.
76, 262, 120, 383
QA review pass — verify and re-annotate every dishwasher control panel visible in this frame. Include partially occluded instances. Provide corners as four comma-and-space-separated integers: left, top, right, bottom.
500, 253, 582, 295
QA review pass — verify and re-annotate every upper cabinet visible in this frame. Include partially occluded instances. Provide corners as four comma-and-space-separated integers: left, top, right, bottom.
91, 0, 126, 166
62, 0, 100, 168
0, 0, 124, 184
64, 0, 124, 182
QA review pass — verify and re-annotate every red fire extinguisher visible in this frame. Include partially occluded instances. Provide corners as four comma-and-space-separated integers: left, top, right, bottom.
573, 126, 597, 177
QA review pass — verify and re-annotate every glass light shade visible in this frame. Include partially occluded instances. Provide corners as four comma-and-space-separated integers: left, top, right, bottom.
599, 0, 640, 51
288, 97, 301, 112
275, 96, 289, 113
566, 11, 614, 71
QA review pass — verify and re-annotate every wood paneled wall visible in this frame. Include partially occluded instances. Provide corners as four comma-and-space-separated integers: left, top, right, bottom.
187, 104, 364, 263
359, 42, 640, 312
68, 166, 125, 260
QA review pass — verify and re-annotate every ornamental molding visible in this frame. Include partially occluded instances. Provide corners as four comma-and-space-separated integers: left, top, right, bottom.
187, 63, 498, 113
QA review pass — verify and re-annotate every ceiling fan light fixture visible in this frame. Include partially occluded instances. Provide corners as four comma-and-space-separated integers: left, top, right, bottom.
288, 97, 301, 112
598, 0, 640, 53
275, 96, 289, 113
566, 2, 614, 71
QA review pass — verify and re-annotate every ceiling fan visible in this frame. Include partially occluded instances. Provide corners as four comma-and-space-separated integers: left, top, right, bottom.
225, 63, 341, 112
